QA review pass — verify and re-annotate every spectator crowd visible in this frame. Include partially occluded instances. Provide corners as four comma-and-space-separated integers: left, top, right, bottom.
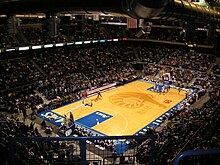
0, 29, 219, 164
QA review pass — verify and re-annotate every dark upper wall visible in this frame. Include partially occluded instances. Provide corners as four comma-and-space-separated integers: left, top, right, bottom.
0, 0, 220, 24
0, 0, 168, 17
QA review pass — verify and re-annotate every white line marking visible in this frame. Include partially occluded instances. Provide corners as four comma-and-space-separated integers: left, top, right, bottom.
104, 107, 129, 135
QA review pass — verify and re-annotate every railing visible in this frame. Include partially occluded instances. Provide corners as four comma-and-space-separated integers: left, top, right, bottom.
8, 135, 156, 165
174, 149, 220, 165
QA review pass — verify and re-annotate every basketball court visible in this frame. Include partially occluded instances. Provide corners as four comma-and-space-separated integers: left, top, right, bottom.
46, 79, 189, 136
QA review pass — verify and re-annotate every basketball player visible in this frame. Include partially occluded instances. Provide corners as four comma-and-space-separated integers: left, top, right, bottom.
157, 83, 160, 93
162, 84, 165, 94
82, 91, 87, 104
69, 112, 74, 122
185, 90, 189, 99
178, 87, 181, 95
157, 84, 161, 94
96, 119, 99, 125
167, 84, 170, 92
154, 82, 157, 91
97, 90, 102, 98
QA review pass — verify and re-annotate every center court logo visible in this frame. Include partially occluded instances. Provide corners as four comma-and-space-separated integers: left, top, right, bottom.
109, 92, 166, 108
109, 92, 145, 108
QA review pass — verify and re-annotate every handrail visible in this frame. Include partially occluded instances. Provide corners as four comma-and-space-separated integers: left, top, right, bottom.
174, 149, 220, 165
171, 124, 204, 162
8, 134, 156, 165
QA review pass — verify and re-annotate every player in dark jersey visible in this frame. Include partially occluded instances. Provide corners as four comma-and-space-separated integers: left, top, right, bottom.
97, 90, 102, 98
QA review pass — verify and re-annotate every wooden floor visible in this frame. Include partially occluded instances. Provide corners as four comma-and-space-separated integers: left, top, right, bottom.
53, 80, 186, 136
